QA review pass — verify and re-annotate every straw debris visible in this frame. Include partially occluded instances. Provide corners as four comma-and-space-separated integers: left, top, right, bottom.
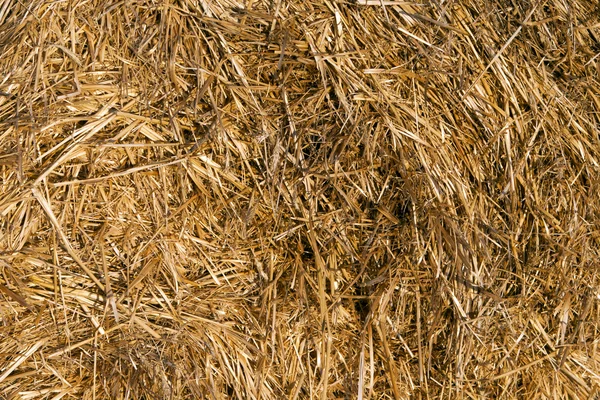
1, 0, 600, 398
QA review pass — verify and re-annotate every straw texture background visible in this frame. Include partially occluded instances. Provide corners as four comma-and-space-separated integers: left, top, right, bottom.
1, 0, 600, 398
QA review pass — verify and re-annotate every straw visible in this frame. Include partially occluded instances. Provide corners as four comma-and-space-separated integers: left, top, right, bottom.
1, 0, 599, 398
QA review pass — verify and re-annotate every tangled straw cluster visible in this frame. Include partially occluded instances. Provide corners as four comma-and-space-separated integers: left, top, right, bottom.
1, 0, 600, 398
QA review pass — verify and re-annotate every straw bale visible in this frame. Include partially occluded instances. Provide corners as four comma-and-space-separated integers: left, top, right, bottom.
1, 0, 600, 398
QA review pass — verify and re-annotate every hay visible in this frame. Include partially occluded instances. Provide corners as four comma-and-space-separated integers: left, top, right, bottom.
1, 0, 599, 398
